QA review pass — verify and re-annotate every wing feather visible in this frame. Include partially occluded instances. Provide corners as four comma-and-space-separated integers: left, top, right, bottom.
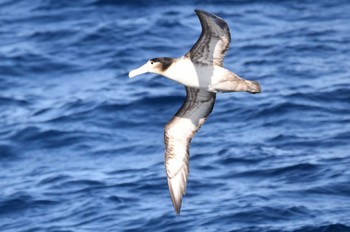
185, 9, 231, 66
164, 87, 216, 214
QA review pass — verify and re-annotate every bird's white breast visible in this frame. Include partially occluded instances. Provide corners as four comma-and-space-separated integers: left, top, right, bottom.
161, 58, 233, 91
162, 58, 213, 88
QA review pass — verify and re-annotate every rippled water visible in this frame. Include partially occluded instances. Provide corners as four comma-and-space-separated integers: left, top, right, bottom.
1, 0, 350, 231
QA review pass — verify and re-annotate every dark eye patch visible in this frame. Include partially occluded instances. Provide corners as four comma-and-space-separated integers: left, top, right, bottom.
150, 58, 161, 63
150, 57, 173, 71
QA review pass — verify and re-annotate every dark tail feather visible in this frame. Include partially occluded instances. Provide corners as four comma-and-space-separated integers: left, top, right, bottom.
246, 80, 261, 94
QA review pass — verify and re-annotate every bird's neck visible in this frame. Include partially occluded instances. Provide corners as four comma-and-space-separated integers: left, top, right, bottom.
159, 58, 200, 87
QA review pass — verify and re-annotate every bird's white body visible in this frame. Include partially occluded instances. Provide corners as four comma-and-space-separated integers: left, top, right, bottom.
162, 57, 240, 91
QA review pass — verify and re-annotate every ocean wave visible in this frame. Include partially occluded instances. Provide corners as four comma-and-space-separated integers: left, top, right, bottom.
0, 192, 57, 215
293, 223, 350, 232
1, 0, 350, 231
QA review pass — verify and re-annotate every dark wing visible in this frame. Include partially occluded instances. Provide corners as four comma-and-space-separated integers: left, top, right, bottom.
185, 9, 231, 66
164, 87, 216, 214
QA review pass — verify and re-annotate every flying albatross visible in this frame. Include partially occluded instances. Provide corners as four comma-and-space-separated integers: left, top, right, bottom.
129, 9, 261, 214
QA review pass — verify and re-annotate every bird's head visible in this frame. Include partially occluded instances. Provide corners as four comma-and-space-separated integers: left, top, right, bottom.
128, 57, 173, 78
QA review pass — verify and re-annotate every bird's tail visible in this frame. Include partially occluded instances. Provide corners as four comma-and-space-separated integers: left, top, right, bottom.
245, 80, 261, 94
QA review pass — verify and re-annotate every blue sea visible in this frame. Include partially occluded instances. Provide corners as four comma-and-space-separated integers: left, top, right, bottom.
1, 0, 350, 231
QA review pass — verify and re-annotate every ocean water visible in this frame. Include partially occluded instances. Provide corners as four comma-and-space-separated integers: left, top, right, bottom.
1, 0, 350, 231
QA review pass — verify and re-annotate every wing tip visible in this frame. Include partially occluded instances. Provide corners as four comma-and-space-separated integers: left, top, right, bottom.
194, 8, 209, 14
194, 9, 213, 18
194, 9, 228, 31
167, 177, 185, 215
174, 203, 181, 215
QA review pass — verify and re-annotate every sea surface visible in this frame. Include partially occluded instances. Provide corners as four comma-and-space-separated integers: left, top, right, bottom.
1, 0, 350, 231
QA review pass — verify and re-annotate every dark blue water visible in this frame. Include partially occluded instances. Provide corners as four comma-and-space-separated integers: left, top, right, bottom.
1, 0, 350, 231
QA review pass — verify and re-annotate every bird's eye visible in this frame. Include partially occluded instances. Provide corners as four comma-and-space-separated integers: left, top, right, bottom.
151, 61, 154, 65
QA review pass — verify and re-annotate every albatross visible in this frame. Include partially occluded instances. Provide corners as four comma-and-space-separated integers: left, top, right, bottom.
129, 9, 261, 214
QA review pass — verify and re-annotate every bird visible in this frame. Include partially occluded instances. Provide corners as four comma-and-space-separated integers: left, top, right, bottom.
128, 9, 261, 214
